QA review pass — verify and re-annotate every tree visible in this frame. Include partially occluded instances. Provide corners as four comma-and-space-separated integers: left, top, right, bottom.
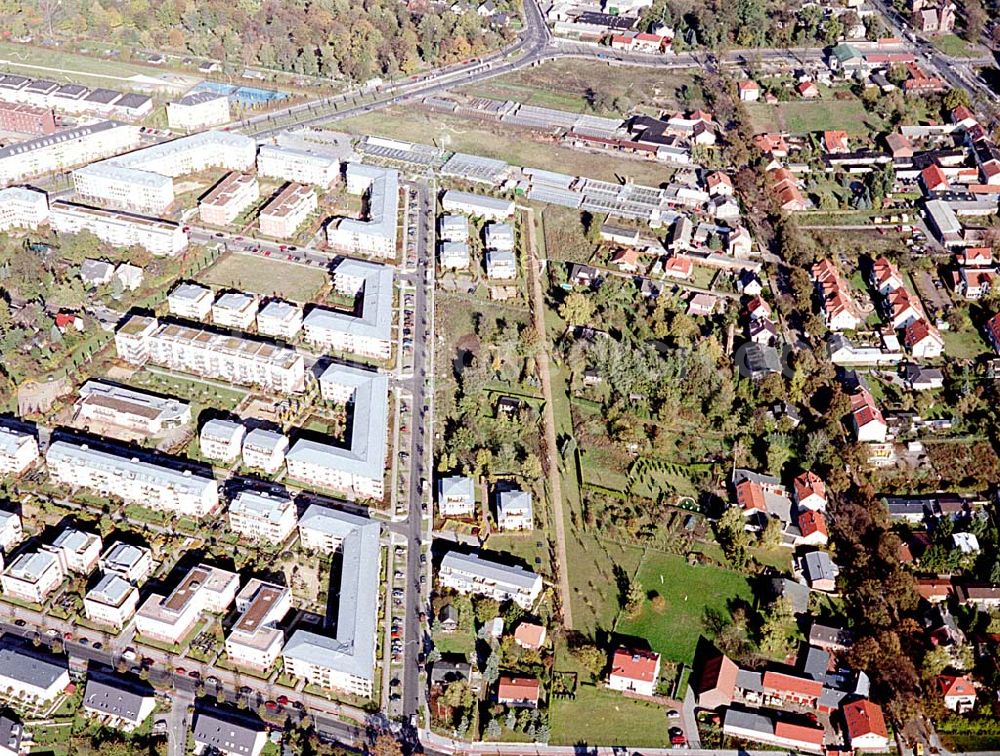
716, 506, 751, 569
760, 516, 783, 548
442, 680, 473, 710
624, 578, 645, 617
486, 718, 502, 738
483, 651, 500, 685
572, 644, 607, 679
559, 292, 595, 326
944, 88, 971, 112
372, 733, 404, 756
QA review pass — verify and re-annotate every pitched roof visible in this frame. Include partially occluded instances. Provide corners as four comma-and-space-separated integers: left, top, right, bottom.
843, 699, 888, 739
793, 471, 826, 504
850, 387, 885, 429
192, 709, 265, 755
735, 479, 766, 513
513, 622, 546, 649
611, 647, 659, 682
939, 674, 975, 699
498, 675, 540, 700
904, 318, 942, 349
774, 720, 825, 746
83, 677, 154, 723
762, 671, 823, 698
797, 509, 828, 538
921, 163, 949, 190
695, 652, 738, 700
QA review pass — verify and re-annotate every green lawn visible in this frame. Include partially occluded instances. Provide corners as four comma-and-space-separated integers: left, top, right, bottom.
0, 41, 196, 93
746, 98, 872, 136
458, 59, 694, 116
550, 683, 670, 747
196, 252, 329, 303
431, 629, 475, 656
943, 328, 991, 360
931, 34, 987, 58
614, 550, 753, 665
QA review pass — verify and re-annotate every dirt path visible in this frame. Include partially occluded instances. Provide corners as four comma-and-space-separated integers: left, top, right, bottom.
523, 207, 573, 629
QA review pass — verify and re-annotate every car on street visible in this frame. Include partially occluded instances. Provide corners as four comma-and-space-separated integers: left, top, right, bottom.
277, 695, 289, 706
13, 620, 25, 627
174, 667, 186, 675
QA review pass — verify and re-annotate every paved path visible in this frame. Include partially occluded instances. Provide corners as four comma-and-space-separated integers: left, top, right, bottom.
523, 207, 573, 629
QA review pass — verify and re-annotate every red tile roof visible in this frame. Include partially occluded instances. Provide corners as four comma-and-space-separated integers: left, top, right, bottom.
939, 674, 975, 699
498, 676, 540, 701
843, 699, 888, 740
921, 163, 949, 191
823, 130, 849, 153
850, 388, 884, 429
793, 471, 826, 504
904, 318, 942, 349
735, 479, 766, 513
774, 721, 825, 746
762, 671, 823, 698
798, 510, 828, 538
514, 623, 546, 649
961, 247, 993, 265
611, 648, 659, 683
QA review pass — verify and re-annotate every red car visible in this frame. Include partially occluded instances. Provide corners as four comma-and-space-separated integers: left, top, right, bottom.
264, 250, 272, 256
264, 701, 278, 712
671, 735, 687, 746
276, 695, 289, 706
174, 667, 186, 675
279, 245, 287, 251
63, 632, 73, 640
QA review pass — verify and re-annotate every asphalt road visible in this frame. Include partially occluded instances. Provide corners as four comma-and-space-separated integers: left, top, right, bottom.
399, 179, 435, 727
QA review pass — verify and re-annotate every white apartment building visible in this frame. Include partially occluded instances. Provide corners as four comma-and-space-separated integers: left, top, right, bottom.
72, 162, 174, 215
212, 292, 258, 330
0, 187, 49, 231
257, 144, 340, 187
496, 489, 533, 531
77, 380, 192, 436
241, 429, 289, 475
46, 440, 220, 518
439, 550, 542, 609
302, 260, 393, 360
284, 506, 379, 696
99, 542, 154, 584
258, 182, 316, 239
0, 425, 39, 475
50, 200, 188, 256
199, 172, 259, 227
485, 222, 515, 252
439, 214, 468, 242
439, 241, 470, 270
0, 121, 140, 185
228, 489, 297, 544
115, 316, 306, 394
326, 163, 398, 257
0, 510, 22, 554
84, 573, 139, 629
166, 92, 231, 130
288, 365, 387, 500
168, 282, 214, 320
438, 476, 475, 517
224, 580, 290, 670
1, 547, 64, 603
200, 419, 245, 463
441, 190, 515, 221
112, 315, 159, 365
256, 300, 303, 339
0, 647, 70, 703
50, 527, 103, 573
486, 249, 517, 280
135, 563, 238, 644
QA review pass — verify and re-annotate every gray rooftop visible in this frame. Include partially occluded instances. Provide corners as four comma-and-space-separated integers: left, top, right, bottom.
230, 489, 293, 524
285, 505, 380, 682
84, 677, 153, 723
291, 364, 387, 482
0, 644, 67, 690
304, 259, 393, 344
0, 120, 127, 160
439, 476, 474, 502
440, 550, 540, 592
101, 542, 151, 576
192, 710, 264, 755
87, 573, 135, 607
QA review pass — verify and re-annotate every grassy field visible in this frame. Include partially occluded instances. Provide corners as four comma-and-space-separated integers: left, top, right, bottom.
196, 253, 329, 302
458, 59, 694, 116
943, 327, 991, 360
931, 34, 987, 58
333, 109, 674, 186
614, 550, 753, 666
746, 98, 872, 135
551, 684, 670, 747
0, 41, 197, 93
